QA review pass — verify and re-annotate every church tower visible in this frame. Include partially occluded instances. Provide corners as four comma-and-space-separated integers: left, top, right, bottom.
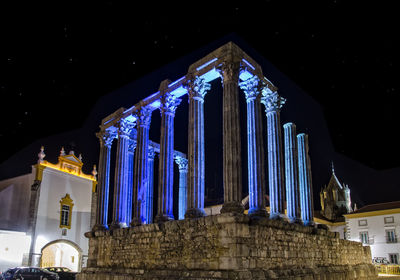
320, 163, 353, 221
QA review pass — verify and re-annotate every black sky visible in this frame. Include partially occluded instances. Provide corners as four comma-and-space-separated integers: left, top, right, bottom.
1, 1, 399, 172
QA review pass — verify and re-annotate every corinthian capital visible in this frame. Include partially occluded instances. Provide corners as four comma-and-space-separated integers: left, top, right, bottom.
134, 107, 152, 128
186, 76, 211, 101
117, 118, 136, 138
159, 92, 182, 115
239, 76, 262, 101
218, 60, 241, 83
261, 91, 286, 113
96, 130, 117, 147
174, 156, 188, 172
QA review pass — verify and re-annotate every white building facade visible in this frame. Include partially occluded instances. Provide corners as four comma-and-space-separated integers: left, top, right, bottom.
0, 147, 96, 272
344, 202, 400, 264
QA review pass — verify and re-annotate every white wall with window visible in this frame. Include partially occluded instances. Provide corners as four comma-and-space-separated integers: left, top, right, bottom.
344, 202, 400, 264
0, 148, 96, 272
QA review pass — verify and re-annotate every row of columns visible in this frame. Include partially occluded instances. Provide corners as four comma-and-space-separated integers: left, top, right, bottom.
94, 60, 314, 230
93, 122, 188, 230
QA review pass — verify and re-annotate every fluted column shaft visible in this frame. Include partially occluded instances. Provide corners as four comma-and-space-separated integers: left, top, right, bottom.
298, 133, 314, 226
111, 120, 134, 229
126, 140, 136, 225
262, 91, 286, 219
185, 77, 210, 218
240, 76, 267, 217
284, 123, 301, 223
220, 61, 244, 214
131, 108, 152, 226
175, 157, 188, 220
155, 92, 181, 222
93, 131, 115, 231
144, 148, 155, 224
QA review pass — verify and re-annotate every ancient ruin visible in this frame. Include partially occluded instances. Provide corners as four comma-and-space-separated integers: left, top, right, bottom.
78, 42, 377, 279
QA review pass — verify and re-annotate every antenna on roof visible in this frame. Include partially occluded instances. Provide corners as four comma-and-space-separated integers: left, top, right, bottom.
331, 161, 335, 175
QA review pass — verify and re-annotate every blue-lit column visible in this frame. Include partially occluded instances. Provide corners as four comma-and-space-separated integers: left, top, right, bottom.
283, 123, 301, 223
155, 92, 181, 222
126, 139, 136, 226
297, 133, 314, 226
261, 90, 286, 220
185, 76, 210, 218
131, 108, 152, 226
110, 120, 135, 229
143, 147, 155, 224
219, 61, 244, 214
239, 76, 267, 217
174, 156, 188, 220
93, 130, 115, 231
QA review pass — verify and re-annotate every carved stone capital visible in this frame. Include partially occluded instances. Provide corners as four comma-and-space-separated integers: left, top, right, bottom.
128, 139, 137, 153
218, 60, 241, 83
159, 92, 182, 115
117, 119, 136, 138
261, 91, 286, 113
148, 147, 156, 160
96, 130, 117, 147
134, 107, 152, 128
174, 156, 188, 172
239, 75, 262, 101
186, 76, 211, 101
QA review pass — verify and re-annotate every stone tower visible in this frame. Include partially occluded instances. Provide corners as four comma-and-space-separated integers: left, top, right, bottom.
320, 164, 353, 220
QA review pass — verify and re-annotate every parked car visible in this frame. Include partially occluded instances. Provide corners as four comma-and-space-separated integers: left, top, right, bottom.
1, 267, 59, 280
43, 268, 77, 280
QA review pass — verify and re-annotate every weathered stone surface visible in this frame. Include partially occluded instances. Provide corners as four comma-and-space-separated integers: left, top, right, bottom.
78, 213, 377, 280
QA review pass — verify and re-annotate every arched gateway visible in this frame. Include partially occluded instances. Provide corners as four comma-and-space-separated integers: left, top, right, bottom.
79, 42, 377, 280
41, 240, 82, 272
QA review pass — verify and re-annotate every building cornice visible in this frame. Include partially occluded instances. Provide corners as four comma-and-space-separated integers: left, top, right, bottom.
344, 208, 400, 219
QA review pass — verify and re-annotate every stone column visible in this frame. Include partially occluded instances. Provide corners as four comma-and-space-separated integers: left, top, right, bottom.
297, 133, 314, 226
155, 92, 181, 222
110, 120, 134, 229
93, 130, 115, 231
185, 76, 210, 218
261, 90, 286, 220
219, 60, 244, 214
131, 107, 152, 226
283, 123, 302, 223
126, 139, 136, 226
175, 156, 188, 220
143, 147, 155, 224
239, 76, 267, 217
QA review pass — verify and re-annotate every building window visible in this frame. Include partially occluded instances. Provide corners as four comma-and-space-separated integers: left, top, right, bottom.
389, 254, 399, 264
386, 229, 397, 243
59, 194, 74, 229
360, 231, 369, 244
358, 219, 368, 227
384, 216, 394, 224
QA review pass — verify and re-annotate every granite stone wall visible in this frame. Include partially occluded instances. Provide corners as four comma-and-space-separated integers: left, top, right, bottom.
78, 213, 377, 279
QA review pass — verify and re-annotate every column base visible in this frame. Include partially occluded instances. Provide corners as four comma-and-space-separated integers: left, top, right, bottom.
287, 216, 303, 225
184, 208, 206, 219
248, 208, 268, 218
220, 201, 244, 214
109, 221, 128, 230
269, 212, 289, 222
154, 214, 174, 223
130, 217, 142, 227
92, 224, 109, 232
303, 220, 315, 227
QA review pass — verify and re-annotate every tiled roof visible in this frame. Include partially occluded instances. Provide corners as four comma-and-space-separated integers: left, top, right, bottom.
351, 201, 400, 214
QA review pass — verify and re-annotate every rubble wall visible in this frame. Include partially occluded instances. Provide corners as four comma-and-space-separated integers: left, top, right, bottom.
78, 213, 377, 279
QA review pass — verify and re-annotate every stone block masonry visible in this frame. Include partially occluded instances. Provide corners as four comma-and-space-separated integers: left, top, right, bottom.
78, 213, 377, 279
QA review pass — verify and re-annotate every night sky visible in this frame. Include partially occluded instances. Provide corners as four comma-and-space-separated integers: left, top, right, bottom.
1, 1, 399, 206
